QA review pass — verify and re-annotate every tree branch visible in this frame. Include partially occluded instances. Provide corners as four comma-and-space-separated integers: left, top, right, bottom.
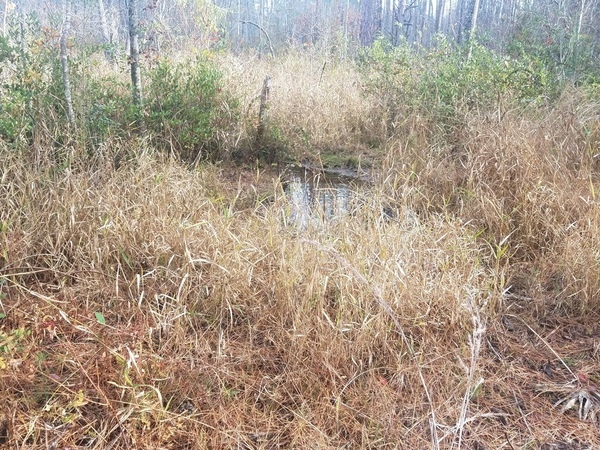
240, 20, 275, 57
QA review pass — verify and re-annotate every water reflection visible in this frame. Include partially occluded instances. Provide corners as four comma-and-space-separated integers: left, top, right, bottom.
283, 168, 361, 228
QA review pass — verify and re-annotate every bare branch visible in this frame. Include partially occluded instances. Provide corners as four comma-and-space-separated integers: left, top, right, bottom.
240, 20, 275, 57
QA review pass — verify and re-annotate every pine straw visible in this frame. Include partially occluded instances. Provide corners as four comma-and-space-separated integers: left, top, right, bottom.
2, 89, 600, 448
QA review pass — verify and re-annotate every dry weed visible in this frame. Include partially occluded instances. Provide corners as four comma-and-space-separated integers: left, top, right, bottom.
220, 50, 382, 160
1, 58, 600, 449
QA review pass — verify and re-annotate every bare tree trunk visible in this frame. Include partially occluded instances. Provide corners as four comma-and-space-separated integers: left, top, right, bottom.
467, 0, 480, 58
576, 0, 586, 37
383, 0, 392, 38
60, 0, 76, 130
258, 0, 264, 56
420, 0, 428, 46
570, 0, 587, 75
2, 0, 8, 38
403, 0, 419, 42
360, 0, 379, 46
446, 0, 452, 36
394, 0, 405, 44
128, 0, 143, 111
456, 0, 465, 44
468, 0, 480, 40
98, 0, 114, 61
344, 0, 350, 48
17, 0, 25, 77
435, 0, 444, 34
255, 75, 271, 160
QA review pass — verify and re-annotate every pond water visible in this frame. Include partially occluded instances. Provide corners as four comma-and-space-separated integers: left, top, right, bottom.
282, 166, 367, 228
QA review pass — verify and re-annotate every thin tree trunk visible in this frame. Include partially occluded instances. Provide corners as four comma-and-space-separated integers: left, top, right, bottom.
572, 0, 586, 75
344, 0, 349, 48
256, 75, 271, 160
360, 0, 368, 45
396, 0, 405, 44
576, 0, 586, 40
128, 0, 143, 110
258, 0, 263, 56
17, 0, 25, 78
466, 0, 480, 58
468, 0, 480, 41
420, 0, 428, 46
60, 0, 76, 129
435, 0, 444, 34
2, 0, 8, 38
360, 0, 377, 46
384, 0, 392, 38
446, 0, 452, 36
458, 0, 466, 44
98, 0, 114, 61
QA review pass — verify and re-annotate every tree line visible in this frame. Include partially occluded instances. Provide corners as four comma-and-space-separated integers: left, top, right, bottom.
11, 0, 599, 61
1, 0, 597, 159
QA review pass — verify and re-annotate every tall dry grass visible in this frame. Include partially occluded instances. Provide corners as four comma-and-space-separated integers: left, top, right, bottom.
1, 146, 499, 448
220, 50, 384, 162
1, 52, 600, 449
381, 86, 600, 317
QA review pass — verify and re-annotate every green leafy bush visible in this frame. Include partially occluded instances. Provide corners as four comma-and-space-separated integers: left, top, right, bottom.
0, 16, 45, 144
77, 73, 132, 145
145, 56, 236, 161
0, 87, 31, 142
508, 11, 600, 84
360, 36, 560, 138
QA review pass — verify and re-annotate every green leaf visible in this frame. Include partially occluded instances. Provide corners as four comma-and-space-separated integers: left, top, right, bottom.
94, 312, 106, 325
0, 313, 5, 320
120, 248, 133, 269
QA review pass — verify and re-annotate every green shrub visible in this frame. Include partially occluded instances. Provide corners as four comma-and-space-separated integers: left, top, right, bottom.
0, 16, 43, 144
357, 37, 416, 133
145, 56, 236, 162
359, 36, 561, 142
0, 13, 87, 148
508, 11, 600, 83
0, 87, 31, 143
77, 73, 132, 146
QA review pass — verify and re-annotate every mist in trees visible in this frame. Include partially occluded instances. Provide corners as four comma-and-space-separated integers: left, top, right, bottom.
11, 0, 598, 76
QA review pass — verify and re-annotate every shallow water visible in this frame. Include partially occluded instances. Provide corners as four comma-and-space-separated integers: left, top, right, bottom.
282, 167, 364, 228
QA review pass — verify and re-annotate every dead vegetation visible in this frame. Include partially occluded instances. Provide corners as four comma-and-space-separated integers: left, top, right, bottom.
220, 50, 383, 162
1, 54, 600, 449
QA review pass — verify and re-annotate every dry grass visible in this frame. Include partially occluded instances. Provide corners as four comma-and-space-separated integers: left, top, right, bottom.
0, 150, 491, 448
220, 50, 383, 162
1, 54, 600, 449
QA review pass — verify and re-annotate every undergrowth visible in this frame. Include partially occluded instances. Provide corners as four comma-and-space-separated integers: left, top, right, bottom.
1, 46, 600, 448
